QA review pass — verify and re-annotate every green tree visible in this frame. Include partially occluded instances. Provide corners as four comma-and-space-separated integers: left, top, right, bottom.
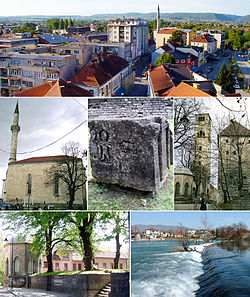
155, 52, 176, 66
59, 19, 64, 30
68, 18, 73, 27
64, 19, 68, 30
169, 30, 183, 43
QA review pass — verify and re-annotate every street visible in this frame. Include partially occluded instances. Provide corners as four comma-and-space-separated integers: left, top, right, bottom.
126, 54, 150, 96
0, 287, 72, 297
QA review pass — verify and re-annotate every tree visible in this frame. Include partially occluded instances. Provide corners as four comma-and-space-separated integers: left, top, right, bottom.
45, 142, 87, 209
59, 19, 64, 30
68, 18, 74, 27
169, 30, 183, 43
155, 53, 176, 66
216, 62, 235, 94
1, 212, 70, 273
64, 19, 68, 30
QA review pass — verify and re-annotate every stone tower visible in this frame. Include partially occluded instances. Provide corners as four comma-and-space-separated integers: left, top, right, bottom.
9, 102, 20, 163
157, 5, 160, 32
193, 113, 211, 197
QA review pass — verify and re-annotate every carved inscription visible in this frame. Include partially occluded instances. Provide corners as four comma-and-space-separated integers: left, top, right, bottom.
90, 129, 111, 163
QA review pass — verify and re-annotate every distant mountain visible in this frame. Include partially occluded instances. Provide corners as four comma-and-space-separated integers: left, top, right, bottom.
238, 15, 250, 23
132, 224, 191, 232
0, 12, 247, 23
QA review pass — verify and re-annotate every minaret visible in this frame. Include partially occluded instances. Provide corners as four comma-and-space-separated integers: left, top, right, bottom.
157, 5, 160, 32
9, 102, 20, 163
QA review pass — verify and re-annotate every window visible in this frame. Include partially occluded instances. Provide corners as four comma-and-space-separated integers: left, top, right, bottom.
110, 263, 113, 268
184, 183, 189, 197
28, 259, 33, 275
43, 262, 48, 268
175, 182, 180, 196
120, 263, 123, 269
54, 177, 59, 196
47, 72, 58, 79
73, 264, 76, 271
78, 264, 82, 270
198, 116, 205, 121
103, 263, 107, 268
64, 263, 68, 271
22, 81, 33, 88
22, 70, 32, 77
9, 69, 20, 76
199, 146, 202, 151
14, 257, 20, 275
55, 263, 60, 271
5, 258, 9, 276
181, 59, 185, 63
27, 174, 32, 194
233, 151, 236, 155
226, 139, 229, 143
74, 50, 79, 55
226, 151, 229, 155
34, 71, 43, 78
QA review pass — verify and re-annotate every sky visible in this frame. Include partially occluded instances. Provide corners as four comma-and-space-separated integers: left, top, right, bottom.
0, 0, 249, 16
132, 211, 250, 229
0, 98, 88, 195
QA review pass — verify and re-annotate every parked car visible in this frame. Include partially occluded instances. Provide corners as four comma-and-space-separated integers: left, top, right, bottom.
0, 202, 14, 210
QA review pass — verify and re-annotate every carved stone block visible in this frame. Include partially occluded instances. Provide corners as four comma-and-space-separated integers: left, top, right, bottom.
89, 116, 171, 192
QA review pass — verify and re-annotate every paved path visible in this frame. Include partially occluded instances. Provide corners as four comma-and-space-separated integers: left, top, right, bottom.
175, 203, 217, 210
0, 287, 72, 297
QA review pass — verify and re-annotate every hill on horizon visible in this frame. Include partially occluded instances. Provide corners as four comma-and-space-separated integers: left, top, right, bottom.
131, 224, 191, 232
0, 12, 248, 23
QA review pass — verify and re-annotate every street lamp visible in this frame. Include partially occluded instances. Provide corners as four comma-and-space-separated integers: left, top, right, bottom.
4, 234, 14, 290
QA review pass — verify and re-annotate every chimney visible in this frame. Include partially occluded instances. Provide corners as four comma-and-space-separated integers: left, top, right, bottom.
193, 83, 200, 90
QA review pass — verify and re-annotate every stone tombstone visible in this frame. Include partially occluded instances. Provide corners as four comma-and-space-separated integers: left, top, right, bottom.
89, 116, 170, 192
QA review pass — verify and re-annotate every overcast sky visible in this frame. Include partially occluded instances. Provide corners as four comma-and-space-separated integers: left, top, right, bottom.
0, 98, 88, 195
0, 0, 249, 16
132, 211, 250, 229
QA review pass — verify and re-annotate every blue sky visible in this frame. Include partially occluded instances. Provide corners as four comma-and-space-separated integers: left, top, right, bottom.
131, 212, 250, 229
0, 0, 249, 16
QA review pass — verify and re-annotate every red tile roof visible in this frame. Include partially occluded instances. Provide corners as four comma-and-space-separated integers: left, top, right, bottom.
14, 79, 92, 97
167, 82, 210, 97
158, 29, 177, 34
71, 54, 128, 87
161, 44, 172, 52
149, 65, 175, 96
192, 34, 216, 43
14, 155, 81, 164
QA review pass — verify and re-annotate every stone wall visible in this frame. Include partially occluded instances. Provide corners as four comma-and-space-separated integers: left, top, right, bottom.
110, 272, 129, 297
88, 97, 173, 120
29, 273, 110, 297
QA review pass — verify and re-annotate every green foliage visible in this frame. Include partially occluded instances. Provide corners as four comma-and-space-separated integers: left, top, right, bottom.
68, 18, 74, 27
11, 22, 37, 34
59, 19, 64, 30
216, 62, 235, 94
46, 18, 60, 31
64, 19, 68, 30
155, 52, 176, 66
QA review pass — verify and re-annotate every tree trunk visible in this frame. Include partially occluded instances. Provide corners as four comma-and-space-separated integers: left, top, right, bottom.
45, 225, 53, 273
78, 215, 95, 271
114, 233, 121, 269
68, 187, 75, 209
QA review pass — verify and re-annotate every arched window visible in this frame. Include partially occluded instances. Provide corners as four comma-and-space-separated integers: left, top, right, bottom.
5, 257, 9, 276
28, 259, 33, 275
27, 174, 32, 194
175, 182, 180, 196
54, 176, 59, 196
184, 183, 189, 196
199, 146, 202, 151
14, 257, 20, 275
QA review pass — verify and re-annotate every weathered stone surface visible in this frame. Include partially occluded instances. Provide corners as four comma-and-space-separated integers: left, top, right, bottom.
89, 116, 170, 192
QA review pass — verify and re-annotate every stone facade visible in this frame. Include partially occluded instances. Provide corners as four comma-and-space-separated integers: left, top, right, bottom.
174, 167, 194, 203
193, 113, 211, 197
89, 116, 172, 192
3, 242, 38, 288
88, 97, 173, 120
218, 121, 250, 209
4, 158, 86, 208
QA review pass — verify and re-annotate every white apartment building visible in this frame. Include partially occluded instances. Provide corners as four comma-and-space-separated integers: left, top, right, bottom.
0, 51, 76, 96
107, 19, 149, 57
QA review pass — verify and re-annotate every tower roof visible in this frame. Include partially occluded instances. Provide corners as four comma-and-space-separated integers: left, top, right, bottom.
14, 102, 19, 114
219, 120, 250, 137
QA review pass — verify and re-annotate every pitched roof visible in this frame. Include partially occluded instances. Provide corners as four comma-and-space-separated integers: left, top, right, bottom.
163, 64, 193, 85
14, 155, 78, 164
192, 34, 216, 43
71, 54, 128, 87
37, 33, 76, 44
219, 121, 250, 137
14, 79, 92, 97
149, 65, 175, 96
167, 82, 210, 97
161, 44, 173, 52
158, 29, 178, 34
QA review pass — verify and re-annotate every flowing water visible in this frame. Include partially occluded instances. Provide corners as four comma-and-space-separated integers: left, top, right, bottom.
131, 240, 250, 297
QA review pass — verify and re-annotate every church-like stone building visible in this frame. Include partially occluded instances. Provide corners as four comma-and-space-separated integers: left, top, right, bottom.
2, 103, 86, 209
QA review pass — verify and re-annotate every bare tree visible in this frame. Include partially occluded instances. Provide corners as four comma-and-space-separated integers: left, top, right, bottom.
45, 142, 87, 209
